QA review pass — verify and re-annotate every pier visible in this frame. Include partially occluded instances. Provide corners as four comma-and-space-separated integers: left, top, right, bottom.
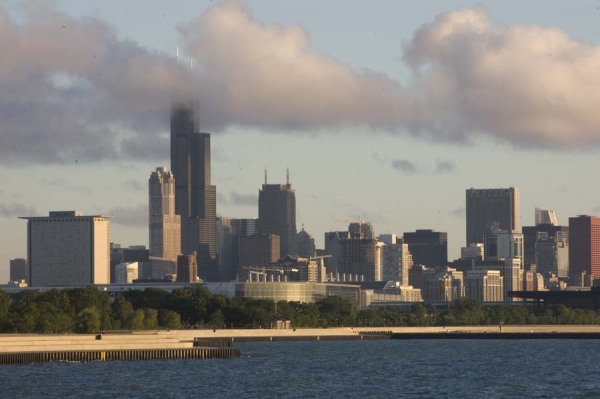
0, 333, 241, 365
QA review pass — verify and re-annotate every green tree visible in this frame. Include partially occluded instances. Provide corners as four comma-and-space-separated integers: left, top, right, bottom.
158, 309, 182, 329
143, 308, 159, 329
0, 290, 10, 331
75, 307, 101, 333
112, 294, 135, 329
317, 296, 357, 327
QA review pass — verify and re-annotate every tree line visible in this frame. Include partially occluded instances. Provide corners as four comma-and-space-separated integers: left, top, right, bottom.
0, 287, 599, 333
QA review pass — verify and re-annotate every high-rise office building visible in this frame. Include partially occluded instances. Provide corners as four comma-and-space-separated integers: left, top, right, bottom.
177, 252, 198, 283
466, 187, 520, 246
569, 215, 600, 284
403, 229, 448, 268
380, 236, 413, 286
257, 175, 296, 259
464, 270, 503, 302
523, 224, 569, 278
325, 224, 382, 282
9, 258, 28, 283
535, 208, 558, 226
20, 211, 110, 287
217, 217, 258, 281
170, 102, 217, 280
296, 227, 316, 258
238, 234, 281, 279
149, 167, 181, 261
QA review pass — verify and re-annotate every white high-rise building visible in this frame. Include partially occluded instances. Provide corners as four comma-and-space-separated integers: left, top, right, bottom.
149, 167, 181, 260
20, 211, 110, 287
380, 236, 413, 286
115, 262, 139, 284
465, 269, 503, 302
535, 208, 558, 226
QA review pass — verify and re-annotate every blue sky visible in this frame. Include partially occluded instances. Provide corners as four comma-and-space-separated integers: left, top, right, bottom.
1, 0, 600, 280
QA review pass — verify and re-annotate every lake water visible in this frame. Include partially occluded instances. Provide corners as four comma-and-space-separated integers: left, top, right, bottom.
2, 340, 600, 398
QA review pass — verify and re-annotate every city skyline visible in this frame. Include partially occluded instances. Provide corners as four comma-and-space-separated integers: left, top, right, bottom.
2, 1, 600, 280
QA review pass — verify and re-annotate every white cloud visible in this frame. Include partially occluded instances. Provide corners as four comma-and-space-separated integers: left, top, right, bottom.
1, 2, 600, 166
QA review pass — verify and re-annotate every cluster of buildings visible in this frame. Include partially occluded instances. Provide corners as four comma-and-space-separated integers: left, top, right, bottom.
7, 103, 600, 308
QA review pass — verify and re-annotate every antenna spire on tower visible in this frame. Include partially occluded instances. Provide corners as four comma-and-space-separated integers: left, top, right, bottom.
264, 169, 267, 185
286, 168, 290, 185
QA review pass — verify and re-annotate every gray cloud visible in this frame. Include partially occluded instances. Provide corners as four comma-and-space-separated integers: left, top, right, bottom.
2, 3, 600, 166
435, 160, 456, 174
109, 204, 147, 227
39, 177, 93, 194
391, 159, 418, 174
219, 191, 257, 207
449, 207, 466, 218
122, 179, 145, 191
0, 203, 37, 218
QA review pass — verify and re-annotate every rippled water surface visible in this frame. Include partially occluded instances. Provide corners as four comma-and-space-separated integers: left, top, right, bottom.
3, 340, 600, 398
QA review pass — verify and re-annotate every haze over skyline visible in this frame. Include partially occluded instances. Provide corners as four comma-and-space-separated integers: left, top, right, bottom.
1, 0, 600, 280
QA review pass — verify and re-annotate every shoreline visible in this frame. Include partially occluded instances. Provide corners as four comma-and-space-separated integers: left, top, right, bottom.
3, 324, 600, 350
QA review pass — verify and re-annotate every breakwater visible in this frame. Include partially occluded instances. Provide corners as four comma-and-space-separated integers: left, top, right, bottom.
392, 331, 600, 340
0, 334, 241, 365
0, 346, 240, 365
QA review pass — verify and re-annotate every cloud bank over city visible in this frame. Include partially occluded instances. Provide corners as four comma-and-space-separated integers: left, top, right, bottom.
1, 2, 600, 165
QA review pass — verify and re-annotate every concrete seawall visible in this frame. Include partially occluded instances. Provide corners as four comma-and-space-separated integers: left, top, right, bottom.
3, 325, 600, 364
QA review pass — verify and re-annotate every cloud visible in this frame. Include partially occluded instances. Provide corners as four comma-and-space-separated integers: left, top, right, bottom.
39, 177, 93, 193
0, 3, 192, 165
108, 204, 147, 227
403, 7, 600, 147
435, 160, 456, 174
2, 3, 600, 166
391, 159, 418, 174
449, 206, 465, 218
122, 179, 145, 191
219, 191, 257, 207
0, 203, 37, 218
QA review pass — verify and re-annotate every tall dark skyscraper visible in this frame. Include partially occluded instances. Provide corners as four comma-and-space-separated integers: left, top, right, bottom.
466, 187, 520, 246
569, 215, 600, 284
257, 173, 297, 259
170, 102, 218, 280
403, 229, 448, 268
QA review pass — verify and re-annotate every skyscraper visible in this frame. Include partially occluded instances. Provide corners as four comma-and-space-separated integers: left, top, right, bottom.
257, 174, 296, 259
20, 211, 110, 287
466, 187, 520, 246
403, 229, 448, 268
170, 102, 217, 280
569, 215, 600, 284
535, 208, 558, 226
217, 217, 257, 281
149, 167, 180, 261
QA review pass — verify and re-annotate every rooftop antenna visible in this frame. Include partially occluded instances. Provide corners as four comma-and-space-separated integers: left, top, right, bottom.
264, 169, 267, 185
286, 168, 290, 185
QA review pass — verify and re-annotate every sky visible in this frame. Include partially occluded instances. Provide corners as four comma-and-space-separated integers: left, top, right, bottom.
1, 0, 600, 281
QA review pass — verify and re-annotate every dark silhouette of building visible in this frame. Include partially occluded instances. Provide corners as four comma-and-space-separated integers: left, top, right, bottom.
217, 217, 257, 281
466, 187, 520, 246
296, 226, 316, 258
110, 244, 150, 283
170, 102, 217, 280
324, 224, 382, 282
523, 224, 569, 278
9, 258, 28, 282
257, 173, 296, 259
177, 252, 198, 283
403, 229, 448, 268
238, 234, 281, 280
569, 215, 600, 285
